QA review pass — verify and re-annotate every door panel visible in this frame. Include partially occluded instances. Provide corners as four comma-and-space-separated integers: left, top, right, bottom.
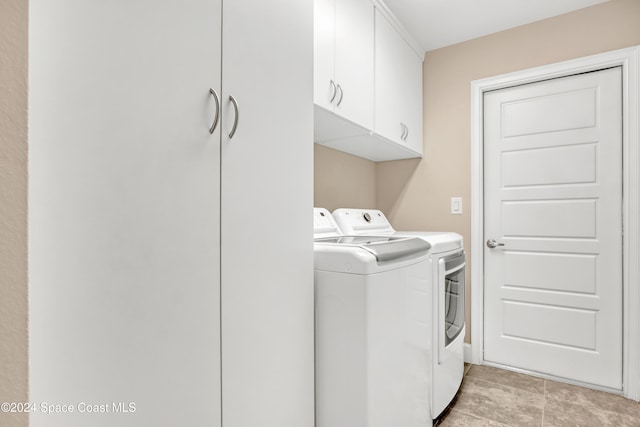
503, 252, 596, 293
483, 68, 622, 389
502, 301, 597, 349
502, 199, 596, 238
502, 88, 597, 137
501, 143, 597, 187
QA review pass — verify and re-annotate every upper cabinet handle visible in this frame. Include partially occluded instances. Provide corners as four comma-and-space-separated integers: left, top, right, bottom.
336, 84, 343, 106
209, 88, 220, 134
229, 95, 239, 139
329, 80, 337, 103
403, 124, 409, 141
400, 123, 406, 140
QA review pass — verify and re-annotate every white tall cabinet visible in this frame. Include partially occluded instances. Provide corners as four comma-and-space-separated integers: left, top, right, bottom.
29, 1, 313, 426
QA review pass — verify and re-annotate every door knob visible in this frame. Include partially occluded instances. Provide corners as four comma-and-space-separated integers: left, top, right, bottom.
486, 239, 505, 249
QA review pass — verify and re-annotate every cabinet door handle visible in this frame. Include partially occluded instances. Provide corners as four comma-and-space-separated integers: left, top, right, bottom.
229, 95, 239, 139
403, 124, 409, 141
400, 123, 406, 140
336, 84, 343, 106
329, 80, 337, 103
209, 88, 220, 134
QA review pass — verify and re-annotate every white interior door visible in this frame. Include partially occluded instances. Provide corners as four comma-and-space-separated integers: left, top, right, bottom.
29, 1, 221, 426
483, 67, 622, 389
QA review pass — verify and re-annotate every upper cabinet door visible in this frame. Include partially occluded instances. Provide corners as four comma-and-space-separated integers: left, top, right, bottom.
334, 0, 374, 129
314, 0, 374, 130
374, 9, 423, 155
314, 0, 336, 111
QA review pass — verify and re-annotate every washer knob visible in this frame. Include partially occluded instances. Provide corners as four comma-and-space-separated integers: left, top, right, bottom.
363, 212, 372, 222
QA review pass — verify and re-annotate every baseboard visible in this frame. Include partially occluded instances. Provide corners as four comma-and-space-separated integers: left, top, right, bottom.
464, 343, 473, 364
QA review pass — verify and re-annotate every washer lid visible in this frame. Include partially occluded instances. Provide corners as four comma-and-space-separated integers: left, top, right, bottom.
315, 236, 431, 263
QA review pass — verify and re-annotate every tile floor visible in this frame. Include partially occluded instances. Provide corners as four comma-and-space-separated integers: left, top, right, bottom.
435, 364, 640, 427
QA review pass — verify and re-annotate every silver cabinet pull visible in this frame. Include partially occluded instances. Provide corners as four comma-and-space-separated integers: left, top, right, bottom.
486, 239, 505, 249
336, 84, 343, 106
329, 80, 337, 103
404, 124, 409, 141
209, 88, 220, 134
400, 123, 407, 141
229, 95, 239, 139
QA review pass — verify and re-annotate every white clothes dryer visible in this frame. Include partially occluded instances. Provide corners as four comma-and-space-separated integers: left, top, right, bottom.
313, 208, 433, 427
332, 208, 466, 419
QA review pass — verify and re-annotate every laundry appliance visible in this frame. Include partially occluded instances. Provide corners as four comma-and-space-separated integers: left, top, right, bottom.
313, 208, 433, 427
332, 208, 465, 418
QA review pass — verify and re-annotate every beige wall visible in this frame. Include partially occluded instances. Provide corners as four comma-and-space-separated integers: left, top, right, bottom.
0, 0, 29, 426
314, 144, 377, 211
315, 0, 640, 343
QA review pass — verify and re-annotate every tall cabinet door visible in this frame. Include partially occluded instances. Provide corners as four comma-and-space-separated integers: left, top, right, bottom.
29, 1, 222, 426
220, 0, 314, 426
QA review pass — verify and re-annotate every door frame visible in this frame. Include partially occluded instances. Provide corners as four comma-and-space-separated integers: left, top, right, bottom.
470, 46, 640, 400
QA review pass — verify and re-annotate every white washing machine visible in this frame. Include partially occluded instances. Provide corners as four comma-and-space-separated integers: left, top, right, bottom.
313, 208, 433, 427
332, 208, 466, 419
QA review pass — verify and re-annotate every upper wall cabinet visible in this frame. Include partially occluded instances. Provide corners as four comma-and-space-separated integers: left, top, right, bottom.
314, 0, 424, 162
314, 0, 374, 142
374, 9, 423, 156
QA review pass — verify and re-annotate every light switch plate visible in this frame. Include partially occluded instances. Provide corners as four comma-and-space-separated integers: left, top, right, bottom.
451, 197, 462, 215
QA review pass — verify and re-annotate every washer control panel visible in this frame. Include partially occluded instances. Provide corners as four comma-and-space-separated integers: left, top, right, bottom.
314, 207, 342, 239
332, 208, 395, 235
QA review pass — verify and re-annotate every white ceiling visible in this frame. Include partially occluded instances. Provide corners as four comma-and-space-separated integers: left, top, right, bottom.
382, 0, 610, 52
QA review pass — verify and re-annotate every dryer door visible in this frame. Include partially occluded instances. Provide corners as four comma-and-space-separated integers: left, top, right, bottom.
444, 254, 465, 345
439, 252, 465, 362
